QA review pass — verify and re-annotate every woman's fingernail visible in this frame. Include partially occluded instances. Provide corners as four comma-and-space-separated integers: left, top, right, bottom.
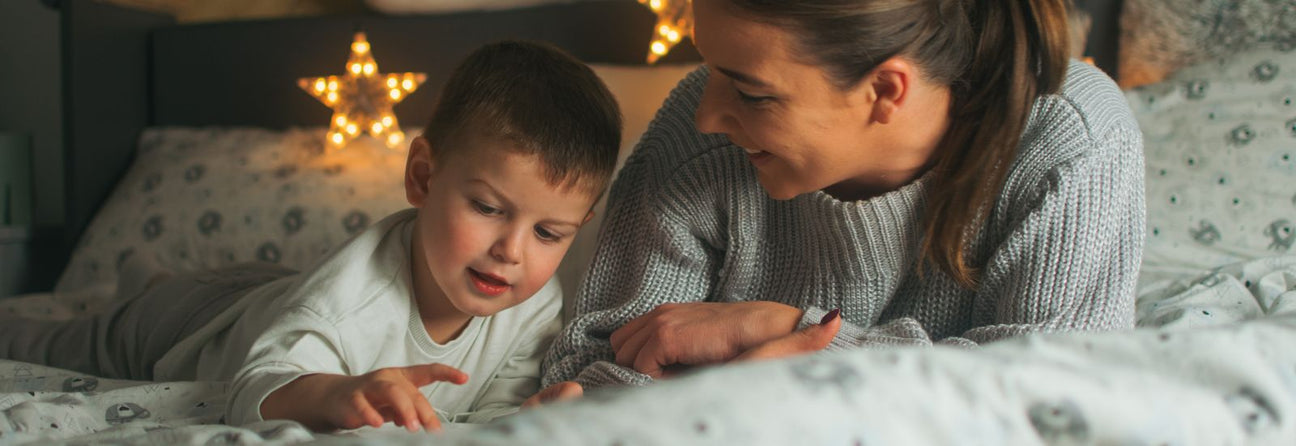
820, 308, 841, 325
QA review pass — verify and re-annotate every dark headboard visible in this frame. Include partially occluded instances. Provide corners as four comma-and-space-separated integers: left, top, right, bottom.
56, 0, 1121, 286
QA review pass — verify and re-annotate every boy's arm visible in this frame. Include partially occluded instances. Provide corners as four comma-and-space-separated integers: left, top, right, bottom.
226, 307, 350, 426
457, 300, 562, 424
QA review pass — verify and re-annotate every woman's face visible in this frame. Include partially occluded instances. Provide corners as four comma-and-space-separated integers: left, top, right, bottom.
692, 0, 936, 200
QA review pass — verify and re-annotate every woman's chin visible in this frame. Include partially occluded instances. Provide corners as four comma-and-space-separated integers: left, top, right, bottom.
757, 179, 806, 201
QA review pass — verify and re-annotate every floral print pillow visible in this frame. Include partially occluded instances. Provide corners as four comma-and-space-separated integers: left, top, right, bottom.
1127, 44, 1296, 285
54, 127, 412, 302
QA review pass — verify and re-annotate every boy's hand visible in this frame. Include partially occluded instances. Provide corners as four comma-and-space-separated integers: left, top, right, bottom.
522, 381, 583, 408
263, 364, 468, 432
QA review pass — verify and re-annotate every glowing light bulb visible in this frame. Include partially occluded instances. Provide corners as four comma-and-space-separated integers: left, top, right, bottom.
651, 41, 667, 55
297, 31, 427, 153
659, 25, 671, 36
649, 0, 662, 11
667, 29, 681, 42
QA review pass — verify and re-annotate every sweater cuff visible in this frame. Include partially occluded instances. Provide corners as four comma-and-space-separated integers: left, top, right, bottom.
801, 308, 937, 350
574, 360, 654, 389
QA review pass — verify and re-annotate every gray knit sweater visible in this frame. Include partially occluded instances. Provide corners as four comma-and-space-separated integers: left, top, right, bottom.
543, 61, 1144, 388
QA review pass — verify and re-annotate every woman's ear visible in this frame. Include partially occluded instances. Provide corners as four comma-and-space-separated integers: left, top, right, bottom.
867, 58, 912, 125
405, 136, 436, 207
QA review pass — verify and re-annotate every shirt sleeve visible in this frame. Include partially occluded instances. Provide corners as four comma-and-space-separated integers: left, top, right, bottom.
457, 297, 563, 424
802, 123, 1144, 349
225, 306, 349, 426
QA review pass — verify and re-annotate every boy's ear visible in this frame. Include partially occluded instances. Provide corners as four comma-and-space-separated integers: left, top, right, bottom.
405, 136, 437, 207
582, 211, 595, 226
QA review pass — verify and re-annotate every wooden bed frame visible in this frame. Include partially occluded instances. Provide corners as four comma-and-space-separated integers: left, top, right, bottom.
50, 0, 1123, 290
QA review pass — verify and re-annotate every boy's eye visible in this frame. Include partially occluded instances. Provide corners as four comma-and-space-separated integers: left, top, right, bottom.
472, 200, 502, 216
534, 225, 561, 242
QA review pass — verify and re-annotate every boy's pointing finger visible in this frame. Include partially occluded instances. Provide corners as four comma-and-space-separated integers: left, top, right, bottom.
402, 363, 469, 386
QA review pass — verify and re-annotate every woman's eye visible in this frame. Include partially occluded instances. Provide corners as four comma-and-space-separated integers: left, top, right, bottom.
472, 200, 502, 215
735, 88, 774, 104
534, 226, 561, 242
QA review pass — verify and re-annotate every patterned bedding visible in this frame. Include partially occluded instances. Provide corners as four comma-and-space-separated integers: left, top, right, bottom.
3, 255, 1295, 445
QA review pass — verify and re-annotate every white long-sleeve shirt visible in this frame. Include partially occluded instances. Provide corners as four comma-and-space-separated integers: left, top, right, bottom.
154, 208, 561, 426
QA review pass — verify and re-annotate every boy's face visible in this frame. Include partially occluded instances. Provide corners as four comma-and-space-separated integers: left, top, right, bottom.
405, 133, 596, 318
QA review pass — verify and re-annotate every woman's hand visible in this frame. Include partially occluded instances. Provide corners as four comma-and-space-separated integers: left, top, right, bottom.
522, 381, 584, 408
609, 301, 803, 378
734, 309, 842, 361
261, 364, 468, 432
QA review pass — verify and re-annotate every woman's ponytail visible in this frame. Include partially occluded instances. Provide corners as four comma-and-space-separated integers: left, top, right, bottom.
919, 0, 1071, 288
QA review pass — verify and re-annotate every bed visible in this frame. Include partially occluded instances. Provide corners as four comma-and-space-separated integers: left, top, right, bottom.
3, 0, 1295, 444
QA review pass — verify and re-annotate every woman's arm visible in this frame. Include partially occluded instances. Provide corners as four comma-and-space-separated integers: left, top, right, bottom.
542, 67, 762, 388
540, 149, 724, 388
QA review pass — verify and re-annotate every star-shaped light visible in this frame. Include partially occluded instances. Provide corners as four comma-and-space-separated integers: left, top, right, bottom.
298, 32, 426, 150
639, 0, 693, 63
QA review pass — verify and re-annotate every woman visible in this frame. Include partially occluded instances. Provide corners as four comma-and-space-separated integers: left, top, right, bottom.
532, 0, 1143, 401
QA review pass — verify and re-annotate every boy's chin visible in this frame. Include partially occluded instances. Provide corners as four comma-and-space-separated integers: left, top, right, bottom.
449, 295, 510, 318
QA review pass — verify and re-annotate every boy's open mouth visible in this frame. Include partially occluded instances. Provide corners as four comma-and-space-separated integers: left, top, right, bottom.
469, 268, 510, 296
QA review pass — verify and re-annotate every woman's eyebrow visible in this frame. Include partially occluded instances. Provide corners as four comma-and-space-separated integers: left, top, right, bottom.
715, 66, 771, 88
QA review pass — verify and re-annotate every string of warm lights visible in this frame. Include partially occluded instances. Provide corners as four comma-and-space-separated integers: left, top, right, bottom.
297, 32, 426, 151
638, 0, 692, 64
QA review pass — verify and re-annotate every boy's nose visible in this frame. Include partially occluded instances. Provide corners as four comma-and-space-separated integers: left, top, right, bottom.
490, 232, 523, 264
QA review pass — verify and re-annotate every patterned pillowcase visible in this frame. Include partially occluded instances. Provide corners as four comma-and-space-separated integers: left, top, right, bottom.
1126, 44, 1296, 285
1118, 0, 1296, 88
54, 127, 412, 301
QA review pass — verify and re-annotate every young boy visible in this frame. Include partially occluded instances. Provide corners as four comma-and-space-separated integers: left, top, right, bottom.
0, 41, 622, 432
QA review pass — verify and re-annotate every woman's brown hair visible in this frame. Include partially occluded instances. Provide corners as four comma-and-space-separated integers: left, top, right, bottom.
727, 0, 1072, 288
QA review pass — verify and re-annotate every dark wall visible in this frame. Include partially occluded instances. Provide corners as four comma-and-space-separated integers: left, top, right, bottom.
0, 0, 62, 227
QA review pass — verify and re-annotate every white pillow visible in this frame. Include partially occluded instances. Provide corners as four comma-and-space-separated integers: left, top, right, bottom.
1127, 45, 1296, 286
55, 128, 412, 304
